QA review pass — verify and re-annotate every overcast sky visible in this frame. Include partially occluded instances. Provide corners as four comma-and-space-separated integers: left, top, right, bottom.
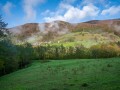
0, 0, 120, 27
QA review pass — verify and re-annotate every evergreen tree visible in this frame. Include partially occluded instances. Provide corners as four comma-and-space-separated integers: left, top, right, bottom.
0, 15, 8, 37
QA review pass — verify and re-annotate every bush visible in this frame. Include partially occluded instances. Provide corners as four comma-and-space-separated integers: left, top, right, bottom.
90, 44, 119, 58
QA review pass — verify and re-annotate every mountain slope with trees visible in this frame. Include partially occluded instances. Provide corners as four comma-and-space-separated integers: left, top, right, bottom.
9, 19, 120, 47
0, 16, 120, 76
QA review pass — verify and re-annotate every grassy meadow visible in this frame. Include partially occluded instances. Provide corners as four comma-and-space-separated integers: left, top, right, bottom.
0, 58, 120, 90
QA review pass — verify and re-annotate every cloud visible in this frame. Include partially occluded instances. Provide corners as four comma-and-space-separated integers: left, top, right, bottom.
41, 9, 55, 16
2, 2, 13, 15
23, 0, 45, 21
62, 0, 77, 4
80, 0, 108, 6
114, 25, 120, 32
81, 0, 95, 5
101, 6, 120, 15
64, 4, 99, 21
44, 3, 99, 22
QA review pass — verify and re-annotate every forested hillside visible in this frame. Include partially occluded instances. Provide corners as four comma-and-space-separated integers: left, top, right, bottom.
9, 19, 120, 47
1, 15, 120, 76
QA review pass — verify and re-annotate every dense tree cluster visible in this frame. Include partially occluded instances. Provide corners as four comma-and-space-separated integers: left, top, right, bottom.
0, 16, 34, 76
34, 44, 120, 60
0, 40, 34, 76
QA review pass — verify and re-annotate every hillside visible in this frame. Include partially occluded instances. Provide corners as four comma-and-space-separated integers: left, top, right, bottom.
0, 58, 120, 90
9, 19, 120, 47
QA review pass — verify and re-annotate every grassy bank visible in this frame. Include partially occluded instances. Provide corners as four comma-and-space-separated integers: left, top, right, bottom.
0, 58, 120, 90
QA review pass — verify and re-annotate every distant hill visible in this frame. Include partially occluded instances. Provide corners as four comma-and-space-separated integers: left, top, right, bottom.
9, 19, 120, 47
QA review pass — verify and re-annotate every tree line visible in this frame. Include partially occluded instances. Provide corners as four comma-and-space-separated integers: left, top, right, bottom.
1, 40, 120, 76
34, 44, 120, 60
0, 15, 120, 76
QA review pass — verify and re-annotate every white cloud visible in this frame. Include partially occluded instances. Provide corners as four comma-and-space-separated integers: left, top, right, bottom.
41, 9, 55, 16
23, 0, 45, 21
44, 16, 65, 22
80, 0, 107, 6
81, 0, 94, 5
42, 0, 77, 20
65, 4, 99, 21
44, 3, 99, 22
101, 6, 120, 15
2, 2, 13, 15
62, 0, 77, 4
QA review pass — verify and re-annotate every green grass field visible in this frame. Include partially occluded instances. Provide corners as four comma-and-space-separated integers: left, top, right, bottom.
0, 58, 120, 90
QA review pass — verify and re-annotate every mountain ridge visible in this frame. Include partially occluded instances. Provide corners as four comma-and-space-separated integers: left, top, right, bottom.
9, 19, 120, 47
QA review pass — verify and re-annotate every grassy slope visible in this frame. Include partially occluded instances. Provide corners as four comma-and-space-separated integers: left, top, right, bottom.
50, 32, 120, 47
14, 31, 120, 48
0, 58, 120, 90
